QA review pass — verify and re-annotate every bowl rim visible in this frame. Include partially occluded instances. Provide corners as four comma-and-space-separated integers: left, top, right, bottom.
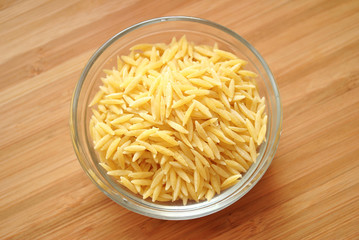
70, 16, 283, 220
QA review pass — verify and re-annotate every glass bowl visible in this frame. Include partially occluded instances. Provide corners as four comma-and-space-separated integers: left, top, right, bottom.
70, 16, 282, 220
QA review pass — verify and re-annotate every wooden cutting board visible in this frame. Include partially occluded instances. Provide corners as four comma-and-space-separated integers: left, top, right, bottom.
1, 0, 358, 239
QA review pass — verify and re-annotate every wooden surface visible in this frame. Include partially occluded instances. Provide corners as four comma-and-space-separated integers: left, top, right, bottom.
1, 0, 359, 239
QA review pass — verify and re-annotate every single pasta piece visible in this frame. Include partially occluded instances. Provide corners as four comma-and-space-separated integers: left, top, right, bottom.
89, 35, 267, 204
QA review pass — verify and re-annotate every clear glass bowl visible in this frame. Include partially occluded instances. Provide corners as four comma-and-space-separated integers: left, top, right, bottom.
70, 16, 282, 220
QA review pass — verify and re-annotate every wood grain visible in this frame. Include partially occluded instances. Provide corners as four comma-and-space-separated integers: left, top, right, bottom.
1, 0, 358, 239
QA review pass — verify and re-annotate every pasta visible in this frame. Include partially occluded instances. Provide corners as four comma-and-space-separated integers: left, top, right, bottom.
89, 35, 267, 204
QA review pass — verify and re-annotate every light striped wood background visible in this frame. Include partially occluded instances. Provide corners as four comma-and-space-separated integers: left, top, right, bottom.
1, 0, 358, 239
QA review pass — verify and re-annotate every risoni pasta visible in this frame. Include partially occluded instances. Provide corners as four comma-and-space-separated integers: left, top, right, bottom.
89, 35, 267, 205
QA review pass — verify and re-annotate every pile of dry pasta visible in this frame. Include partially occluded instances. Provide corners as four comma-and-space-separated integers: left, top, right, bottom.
89, 36, 267, 205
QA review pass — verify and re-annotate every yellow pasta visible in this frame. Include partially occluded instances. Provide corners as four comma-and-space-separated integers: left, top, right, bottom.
89, 36, 267, 204
124, 145, 146, 152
